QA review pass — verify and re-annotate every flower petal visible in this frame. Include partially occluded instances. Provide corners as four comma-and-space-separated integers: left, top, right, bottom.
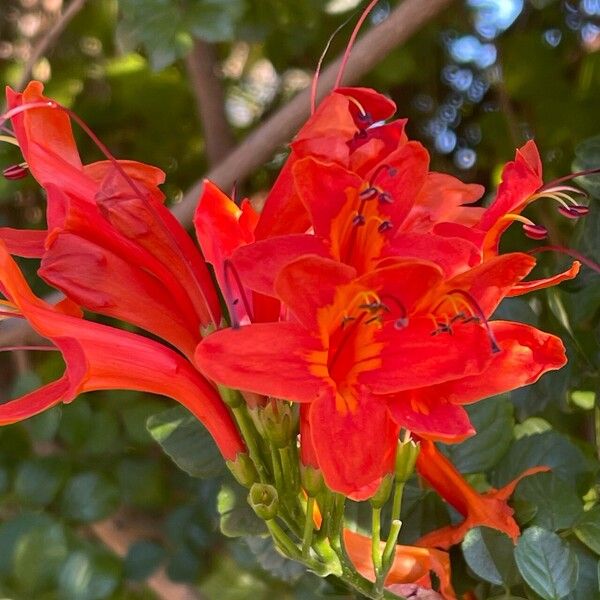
508, 261, 580, 296
361, 318, 492, 394
196, 322, 328, 403
387, 394, 474, 443
308, 388, 399, 500
0, 227, 47, 258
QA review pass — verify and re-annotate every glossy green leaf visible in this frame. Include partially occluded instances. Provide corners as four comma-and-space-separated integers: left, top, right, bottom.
514, 472, 584, 531
217, 480, 267, 538
462, 526, 520, 586
574, 506, 600, 556
515, 527, 579, 600
246, 535, 306, 583
124, 541, 165, 581
442, 395, 514, 473
147, 405, 226, 478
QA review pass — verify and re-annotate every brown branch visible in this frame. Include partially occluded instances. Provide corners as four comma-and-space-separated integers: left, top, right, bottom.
173, 0, 456, 224
14, 0, 88, 95
185, 40, 236, 166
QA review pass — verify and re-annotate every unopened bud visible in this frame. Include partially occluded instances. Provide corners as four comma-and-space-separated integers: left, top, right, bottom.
218, 385, 244, 408
395, 438, 420, 483
300, 464, 323, 497
370, 473, 394, 508
259, 401, 294, 447
3, 163, 28, 180
227, 452, 258, 488
248, 483, 279, 520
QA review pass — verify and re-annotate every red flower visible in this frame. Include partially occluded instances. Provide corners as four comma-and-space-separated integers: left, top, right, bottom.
2, 82, 221, 359
0, 241, 245, 460
415, 440, 548, 549
343, 528, 456, 600
196, 250, 565, 497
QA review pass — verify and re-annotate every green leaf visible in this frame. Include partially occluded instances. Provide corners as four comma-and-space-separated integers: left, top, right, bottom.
492, 431, 596, 491
187, 0, 244, 41
515, 527, 579, 600
514, 472, 584, 531
13, 522, 69, 595
60, 472, 120, 522
0, 513, 54, 576
567, 541, 600, 600
217, 480, 267, 538
25, 405, 62, 441
82, 410, 121, 455
59, 549, 121, 600
124, 541, 165, 581
441, 395, 514, 473
246, 535, 306, 583
574, 506, 600, 555
147, 405, 226, 478
514, 417, 552, 439
462, 527, 520, 586
14, 456, 70, 508
122, 399, 165, 444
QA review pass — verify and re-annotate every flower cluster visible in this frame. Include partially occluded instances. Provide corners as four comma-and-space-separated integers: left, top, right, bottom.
0, 81, 587, 599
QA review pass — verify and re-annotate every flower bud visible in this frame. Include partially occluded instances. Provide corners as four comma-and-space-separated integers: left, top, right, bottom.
370, 473, 394, 508
227, 452, 258, 488
395, 438, 420, 483
218, 385, 244, 408
248, 483, 279, 520
258, 401, 295, 448
300, 464, 323, 497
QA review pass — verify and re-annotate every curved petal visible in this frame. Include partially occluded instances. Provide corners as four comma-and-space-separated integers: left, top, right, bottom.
0, 227, 47, 258
0, 242, 244, 460
196, 323, 329, 403
387, 394, 474, 443
39, 232, 201, 359
231, 234, 330, 297
508, 261, 580, 296
343, 529, 456, 600
361, 318, 492, 394
308, 388, 399, 500
275, 255, 357, 329
407, 321, 567, 407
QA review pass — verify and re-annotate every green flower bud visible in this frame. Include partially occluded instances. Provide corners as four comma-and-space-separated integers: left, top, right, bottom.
258, 401, 295, 448
395, 438, 420, 483
227, 453, 258, 488
248, 483, 279, 520
300, 464, 323, 496
370, 473, 394, 508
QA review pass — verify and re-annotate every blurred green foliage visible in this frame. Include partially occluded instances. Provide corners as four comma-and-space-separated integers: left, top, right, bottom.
1, 0, 600, 598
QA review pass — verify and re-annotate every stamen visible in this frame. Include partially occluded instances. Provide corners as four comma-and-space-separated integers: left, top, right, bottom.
538, 165, 600, 192
359, 186, 378, 200
379, 294, 409, 329
0, 345, 57, 353
377, 220, 393, 233
437, 289, 500, 353
0, 134, 19, 146
370, 163, 398, 183
378, 192, 393, 204
558, 205, 589, 219
3, 163, 28, 180
352, 213, 366, 226
222, 259, 254, 329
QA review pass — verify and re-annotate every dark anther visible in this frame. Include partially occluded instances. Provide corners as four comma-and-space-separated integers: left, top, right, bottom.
450, 311, 466, 323
378, 220, 393, 233
558, 205, 589, 219
357, 111, 373, 126
394, 317, 409, 329
232, 299, 239, 305
522, 223, 548, 240
365, 315, 383, 325
359, 186, 378, 200
3, 164, 28, 180
378, 192, 393, 204
371, 163, 397, 184
359, 301, 388, 313
461, 315, 481, 324
352, 214, 366, 226
341, 315, 356, 328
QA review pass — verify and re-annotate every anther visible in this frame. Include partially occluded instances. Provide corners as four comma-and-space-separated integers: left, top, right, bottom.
370, 163, 397, 184
357, 111, 373, 126
378, 220, 393, 233
522, 223, 548, 240
359, 187, 378, 200
558, 204, 589, 219
352, 214, 366, 226
3, 163, 28, 180
378, 192, 393, 204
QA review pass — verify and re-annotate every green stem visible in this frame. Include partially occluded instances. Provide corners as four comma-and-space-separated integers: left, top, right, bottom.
302, 496, 315, 558
378, 519, 402, 594
270, 443, 284, 490
280, 444, 300, 494
371, 506, 383, 576
233, 405, 269, 482
266, 519, 302, 560
595, 404, 600, 460
390, 480, 405, 524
